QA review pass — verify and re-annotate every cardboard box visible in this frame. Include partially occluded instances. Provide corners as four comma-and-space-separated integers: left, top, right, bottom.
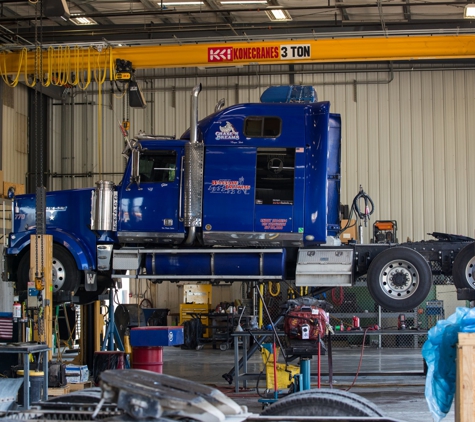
3, 181, 25, 198
65, 364, 89, 384
340, 219, 357, 243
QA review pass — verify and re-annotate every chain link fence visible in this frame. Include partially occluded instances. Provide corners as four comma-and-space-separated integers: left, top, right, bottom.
253, 271, 467, 349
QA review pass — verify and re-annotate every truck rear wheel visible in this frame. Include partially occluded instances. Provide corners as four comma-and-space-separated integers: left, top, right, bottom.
18, 244, 80, 296
261, 389, 384, 417
366, 247, 432, 311
452, 242, 475, 290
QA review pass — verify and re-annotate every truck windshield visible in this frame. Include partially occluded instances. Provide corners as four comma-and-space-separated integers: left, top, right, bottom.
139, 151, 177, 183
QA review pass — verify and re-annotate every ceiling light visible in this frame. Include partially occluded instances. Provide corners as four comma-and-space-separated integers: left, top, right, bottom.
464, 4, 475, 18
160, 1, 204, 5
265, 8, 292, 21
220, 1, 268, 4
70, 15, 97, 25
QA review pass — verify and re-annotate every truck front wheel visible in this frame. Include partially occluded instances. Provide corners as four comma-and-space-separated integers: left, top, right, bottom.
366, 247, 432, 311
452, 242, 475, 290
18, 244, 81, 295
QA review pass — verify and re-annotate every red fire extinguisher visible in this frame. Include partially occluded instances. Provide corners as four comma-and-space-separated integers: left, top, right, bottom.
13, 296, 21, 321
398, 314, 406, 330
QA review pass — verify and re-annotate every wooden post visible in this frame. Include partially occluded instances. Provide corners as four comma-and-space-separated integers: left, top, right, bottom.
30, 234, 53, 361
94, 301, 103, 352
456, 333, 475, 422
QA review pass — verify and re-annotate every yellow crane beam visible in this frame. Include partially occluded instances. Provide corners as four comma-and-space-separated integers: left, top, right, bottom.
3, 35, 475, 76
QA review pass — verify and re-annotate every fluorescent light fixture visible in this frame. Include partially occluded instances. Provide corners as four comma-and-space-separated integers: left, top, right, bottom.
265, 7, 292, 21
160, 1, 204, 5
70, 15, 98, 25
220, 1, 267, 4
464, 4, 475, 18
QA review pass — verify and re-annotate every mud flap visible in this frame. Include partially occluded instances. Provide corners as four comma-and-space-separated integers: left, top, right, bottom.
85, 271, 97, 291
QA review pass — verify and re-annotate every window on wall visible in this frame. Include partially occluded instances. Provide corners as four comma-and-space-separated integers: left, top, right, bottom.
244, 116, 281, 137
139, 151, 177, 183
255, 148, 295, 205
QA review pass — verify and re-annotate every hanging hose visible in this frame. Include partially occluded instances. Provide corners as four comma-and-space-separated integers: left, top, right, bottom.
352, 185, 375, 226
268, 281, 281, 297
339, 185, 375, 241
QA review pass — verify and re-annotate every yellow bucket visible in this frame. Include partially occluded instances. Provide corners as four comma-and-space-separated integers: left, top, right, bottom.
260, 344, 300, 390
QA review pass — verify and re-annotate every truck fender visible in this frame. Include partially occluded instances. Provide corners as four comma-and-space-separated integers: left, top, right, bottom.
51, 230, 95, 271
12, 230, 95, 273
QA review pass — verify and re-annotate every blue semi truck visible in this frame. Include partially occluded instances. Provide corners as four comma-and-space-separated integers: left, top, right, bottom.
3, 84, 475, 311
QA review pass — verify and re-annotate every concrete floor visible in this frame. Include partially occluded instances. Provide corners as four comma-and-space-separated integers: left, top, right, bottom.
161, 345, 455, 422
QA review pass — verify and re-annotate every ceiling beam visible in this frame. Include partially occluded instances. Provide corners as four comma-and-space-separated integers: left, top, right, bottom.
140, 0, 174, 24
4, 35, 475, 74
0, 1, 467, 23
403, 0, 412, 21
203, 0, 233, 25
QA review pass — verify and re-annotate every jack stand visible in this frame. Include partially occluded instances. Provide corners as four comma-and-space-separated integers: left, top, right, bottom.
101, 288, 125, 353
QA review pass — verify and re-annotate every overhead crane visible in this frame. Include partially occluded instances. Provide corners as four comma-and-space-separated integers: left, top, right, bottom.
2, 35, 475, 78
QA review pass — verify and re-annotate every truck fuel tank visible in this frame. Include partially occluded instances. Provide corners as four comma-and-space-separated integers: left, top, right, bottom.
142, 248, 286, 281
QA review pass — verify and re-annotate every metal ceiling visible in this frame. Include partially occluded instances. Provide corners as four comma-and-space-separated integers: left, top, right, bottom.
0, 0, 474, 47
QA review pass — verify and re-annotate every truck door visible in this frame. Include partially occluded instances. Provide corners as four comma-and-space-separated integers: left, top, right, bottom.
254, 147, 304, 235
117, 147, 185, 244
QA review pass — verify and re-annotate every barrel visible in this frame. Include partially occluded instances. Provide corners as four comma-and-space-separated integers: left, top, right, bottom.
132, 346, 163, 374
17, 370, 44, 406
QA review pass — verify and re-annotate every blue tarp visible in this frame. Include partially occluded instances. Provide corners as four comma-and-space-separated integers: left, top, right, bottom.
422, 307, 475, 421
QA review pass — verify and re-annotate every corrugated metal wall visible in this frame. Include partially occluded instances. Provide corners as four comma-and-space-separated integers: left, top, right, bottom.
2, 82, 29, 187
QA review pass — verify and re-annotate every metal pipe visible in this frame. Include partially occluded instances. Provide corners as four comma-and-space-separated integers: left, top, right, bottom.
184, 83, 202, 246
258, 283, 264, 329
70, 92, 75, 190
190, 83, 202, 145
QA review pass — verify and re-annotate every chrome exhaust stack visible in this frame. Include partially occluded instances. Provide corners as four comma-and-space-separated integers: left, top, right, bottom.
184, 84, 204, 245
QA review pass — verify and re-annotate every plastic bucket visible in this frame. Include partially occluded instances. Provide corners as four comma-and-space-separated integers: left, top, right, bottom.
132, 346, 163, 373
16, 370, 44, 406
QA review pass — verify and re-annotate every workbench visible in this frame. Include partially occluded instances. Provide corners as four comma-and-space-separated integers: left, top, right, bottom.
0, 342, 49, 409
231, 328, 429, 392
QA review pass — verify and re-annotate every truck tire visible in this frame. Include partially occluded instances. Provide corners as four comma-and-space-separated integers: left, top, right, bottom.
261, 389, 384, 417
366, 247, 432, 311
452, 242, 475, 290
18, 244, 80, 295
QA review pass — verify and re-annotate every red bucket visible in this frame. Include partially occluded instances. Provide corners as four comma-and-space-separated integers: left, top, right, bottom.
132, 346, 163, 373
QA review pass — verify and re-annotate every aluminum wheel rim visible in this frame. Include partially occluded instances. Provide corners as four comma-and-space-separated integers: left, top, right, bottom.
52, 257, 66, 292
464, 256, 475, 288
379, 259, 419, 300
